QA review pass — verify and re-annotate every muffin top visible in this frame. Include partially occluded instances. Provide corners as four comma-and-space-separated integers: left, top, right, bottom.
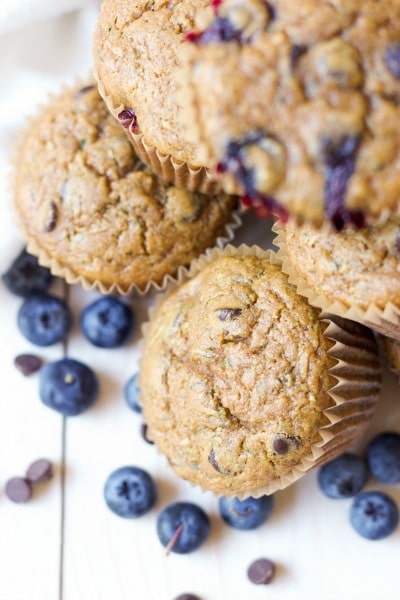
14, 85, 237, 292
176, 0, 400, 228
93, 0, 210, 164
141, 253, 336, 495
282, 219, 400, 310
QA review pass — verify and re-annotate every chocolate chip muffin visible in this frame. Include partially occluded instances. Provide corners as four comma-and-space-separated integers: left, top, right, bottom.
275, 219, 400, 339
141, 247, 381, 496
13, 84, 238, 294
93, 0, 219, 192
177, 0, 400, 228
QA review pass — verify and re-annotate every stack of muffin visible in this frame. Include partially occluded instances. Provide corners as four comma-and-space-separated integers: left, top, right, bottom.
15, 0, 400, 498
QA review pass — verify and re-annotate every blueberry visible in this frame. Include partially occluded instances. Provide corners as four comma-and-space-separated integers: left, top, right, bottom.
350, 491, 399, 540
186, 17, 242, 44
17, 293, 72, 346
157, 502, 211, 554
81, 297, 134, 348
104, 466, 157, 518
2, 249, 53, 297
366, 432, 400, 484
384, 42, 400, 79
317, 453, 368, 499
218, 495, 274, 530
124, 372, 142, 413
39, 358, 99, 416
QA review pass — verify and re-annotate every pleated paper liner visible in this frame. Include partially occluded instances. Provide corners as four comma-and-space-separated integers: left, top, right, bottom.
380, 335, 400, 377
10, 78, 242, 296
94, 67, 222, 195
139, 244, 382, 499
273, 221, 400, 341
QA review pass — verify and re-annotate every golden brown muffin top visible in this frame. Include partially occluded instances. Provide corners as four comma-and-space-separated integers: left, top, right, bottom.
94, 0, 210, 164
141, 254, 335, 495
283, 219, 400, 310
176, 0, 400, 228
14, 85, 237, 292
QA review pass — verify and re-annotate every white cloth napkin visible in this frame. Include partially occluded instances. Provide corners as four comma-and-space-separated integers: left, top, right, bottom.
0, 0, 98, 35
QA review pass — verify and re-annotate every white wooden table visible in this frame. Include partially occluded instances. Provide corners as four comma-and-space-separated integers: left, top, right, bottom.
0, 6, 399, 600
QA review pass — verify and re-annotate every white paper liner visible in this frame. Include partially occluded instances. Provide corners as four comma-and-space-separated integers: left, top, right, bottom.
139, 244, 382, 498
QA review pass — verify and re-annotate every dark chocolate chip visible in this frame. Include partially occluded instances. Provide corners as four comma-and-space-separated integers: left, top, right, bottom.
140, 423, 154, 445
290, 44, 307, 69
208, 450, 223, 473
74, 85, 95, 99
26, 458, 53, 484
174, 595, 201, 600
44, 202, 58, 233
287, 435, 301, 449
384, 42, 400, 79
218, 308, 242, 321
247, 558, 276, 585
14, 353, 43, 376
5, 477, 32, 503
273, 437, 289, 455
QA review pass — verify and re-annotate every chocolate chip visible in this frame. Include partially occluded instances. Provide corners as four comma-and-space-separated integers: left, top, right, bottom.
74, 85, 95, 99
218, 308, 242, 321
14, 353, 43, 376
174, 595, 201, 600
140, 423, 154, 445
5, 477, 32, 503
273, 437, 289, 455
384, 42, 400, 79
44, 202, 58, 233
26, 458, 53, 484
247, 558, 276, 585
208, 450, 223, 473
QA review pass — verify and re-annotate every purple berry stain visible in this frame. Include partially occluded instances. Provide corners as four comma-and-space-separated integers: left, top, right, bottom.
322, 135, 365, 231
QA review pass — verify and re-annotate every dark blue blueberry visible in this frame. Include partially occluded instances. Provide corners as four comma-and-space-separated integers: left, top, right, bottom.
317, 453, 368, 499
124, 372, 142, 413
2, 249, 53, 297
186, 17, 242, 44
384, 42, 400, 79
350, 491, 399, 540
39, 358, 99, 416
366, 432, 400, 484
104, 466, 157, 518
322, 135, 365, 231
80, 297, 134, 348
157, 502, 211, 554
17, 293, 72, 346
218, 495, 274, 530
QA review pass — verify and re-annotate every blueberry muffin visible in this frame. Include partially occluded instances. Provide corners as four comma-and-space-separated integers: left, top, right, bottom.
275, 218, 400, 339
177, 0, 400, 228
14, 84, 238, 293
141, 247, 381, 496
93, 0, 219, 192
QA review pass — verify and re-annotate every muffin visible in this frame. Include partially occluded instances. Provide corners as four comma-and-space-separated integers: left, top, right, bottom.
176, 0, 400, 228
140, 246, 381, 497
13, 84, 239, 294
274, 219, 400, 340
93, 0, 219, 192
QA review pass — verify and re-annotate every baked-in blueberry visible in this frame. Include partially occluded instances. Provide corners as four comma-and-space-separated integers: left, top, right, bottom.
104, 466, 157, 518
2, 248, 53, 297
186, 17, 242, 44
157, 502, 211, 554
350, 491, 399, 540
81, 297, 134, 348
366, 432, 400, 484
39, 358, 99, 416
384, 42, 400, 79
317, 453, 368, 499
124, 372, 142, 413
219, 495, 274, 530
17, 293, 72, 346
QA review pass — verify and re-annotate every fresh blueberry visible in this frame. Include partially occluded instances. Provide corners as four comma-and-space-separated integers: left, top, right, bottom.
17, 293, 72, 346
39, 358, 99, 416
317, 453, 368, 499
157, 502, 211, 554
366, 432, 400, 484
2, 248, 53, 297
104, 466, 157, 518
124, 372, 142, 413
81, 297, 134, 348
350, 491, 399, 540
218, 495, 274, 530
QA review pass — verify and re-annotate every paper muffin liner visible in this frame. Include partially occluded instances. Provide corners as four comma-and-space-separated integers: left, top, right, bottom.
94, 67, 222, 195
10, 78, 242, 296
273, 221, 400, 341
139, 244, 382, 498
